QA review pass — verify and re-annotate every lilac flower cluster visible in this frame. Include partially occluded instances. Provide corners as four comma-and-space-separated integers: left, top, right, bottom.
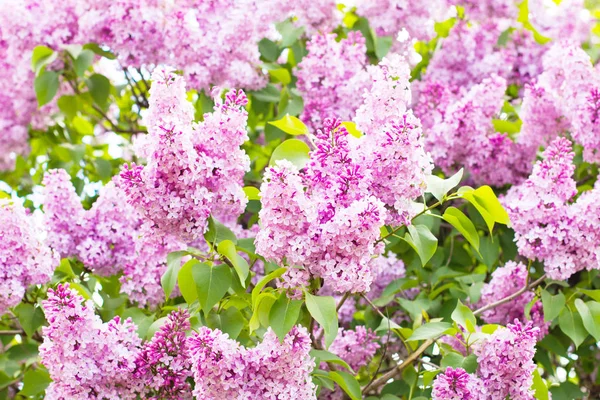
328, 326, 380, 371
43, 169, 141, 276
504, 137, 600, 280
477, 261, 548, 338
259, 54, 431, 293
134, 309, 192, 399
190, 325, 316, 399
519, 41, 600, 163
0, 200, 58, 315
425, 74, 534, 186
434, 320, 539, 400
354, 0, 454, 41
432, 367, 482, 400
119, 68, 250, 242
40, 284, 141, 399
296, 32, 370, 131
256, 120, 386, 294
354, 54, 432, 225
474, 320, 539, 399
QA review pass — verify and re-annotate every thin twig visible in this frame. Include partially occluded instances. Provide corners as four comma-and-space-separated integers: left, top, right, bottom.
0, 330, 23, 336
473, 274, 547, 317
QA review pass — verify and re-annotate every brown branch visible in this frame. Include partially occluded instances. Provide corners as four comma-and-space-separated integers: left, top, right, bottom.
473, 273, 547, 317
0, 330, 23, 336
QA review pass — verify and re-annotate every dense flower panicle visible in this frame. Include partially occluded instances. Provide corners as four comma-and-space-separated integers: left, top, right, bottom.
426, 74, 533, 186
354, 0, 453, 41
255, 160, 317, 267
134, 310, 192, 399
257, 120, 386, 294
43, 169, 140, 276
77, 180, 141, 276
42, 169, 87, 257
572, 86, 600, 163
474, 320, 539, 400
368, 253, 406, 299
296, 32, 370, 131
502, 137, 600, 279
190, 326, 316, 399
40, 284, 141, 400
517, 84, 569, 149
0, 200, 58, 314
457, 0, 517, 21
432, 367, 483, 400
328, 326, 380, 371
120, 225, 186, 308
477, 262, 548, 337
529, 0, 592, 44
119, 68, 250, 242
354, 54, 432, 224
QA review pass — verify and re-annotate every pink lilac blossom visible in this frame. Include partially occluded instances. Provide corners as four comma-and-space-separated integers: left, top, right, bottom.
474, 320, 539, 400
529, 0, 592, 44
328, 326, 380, 371
119, 224, 186, 308
503, 137, 600, 280
354, 0, 454, 41
368, 253, 406, 299
0, 200, 58, 315
296, 32, 370, 132
40, 284, 141, 400
477, 261, 549, 338
133, 309, 192, 400
456, 0, 517, 22
520, 41, 600, 162
119, 68, 249, 242
189, 325, 316, 399
43, 169, 140, 276
257, 119, 386, 294
432, 367, 483, 400
426, 74, 534, 186
353, 54, 432, 225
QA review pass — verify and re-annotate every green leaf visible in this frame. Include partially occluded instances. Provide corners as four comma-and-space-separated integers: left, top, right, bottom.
122, 308, 154, 339
269, 293, 302, 341
305, 292, 338, 349
243, 186, 261, 201
341, 121, 362, 138
270, 139, 311, 169
258, 38, 280, 62
577, 289, 600, 302
249, 292, 277, 333
74, 49, 95, 77
83, 43, 116, 59
442, 207, 480, 251
492, 119, 522, 135
207, 307, 245, 339
19, 369, 52, 396
541, 290, 565, 322
425, 169, 463, 202
405, 224, 438, 267
204, 216, 237, 246
328, 371, 361, 400
374, 35, 393, 60
57, 95, 78, 120
72, 116, 94, 135
161, 251, 187, 300
268, 115, 309, 136
460, 186, 510, 233
146, 316, 168, 339
310, 350, 354, 373
193, 262, 232, 315
14, 303, 46, 338
217, 239, 249, 287
178, 259, 199, 304
252, 267, 287, 309
408, 322, 453, 341
268, 68, 291, 85
85, 73, 111, 108
31, 45, 57, 75
451, 300, 476, 333
558, 305, 588, 348
251, 84, 281, 103
532, 368, 549, 400
34, 70, 59, 107
441, 353, 478, 374
574, 299, 600, 341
